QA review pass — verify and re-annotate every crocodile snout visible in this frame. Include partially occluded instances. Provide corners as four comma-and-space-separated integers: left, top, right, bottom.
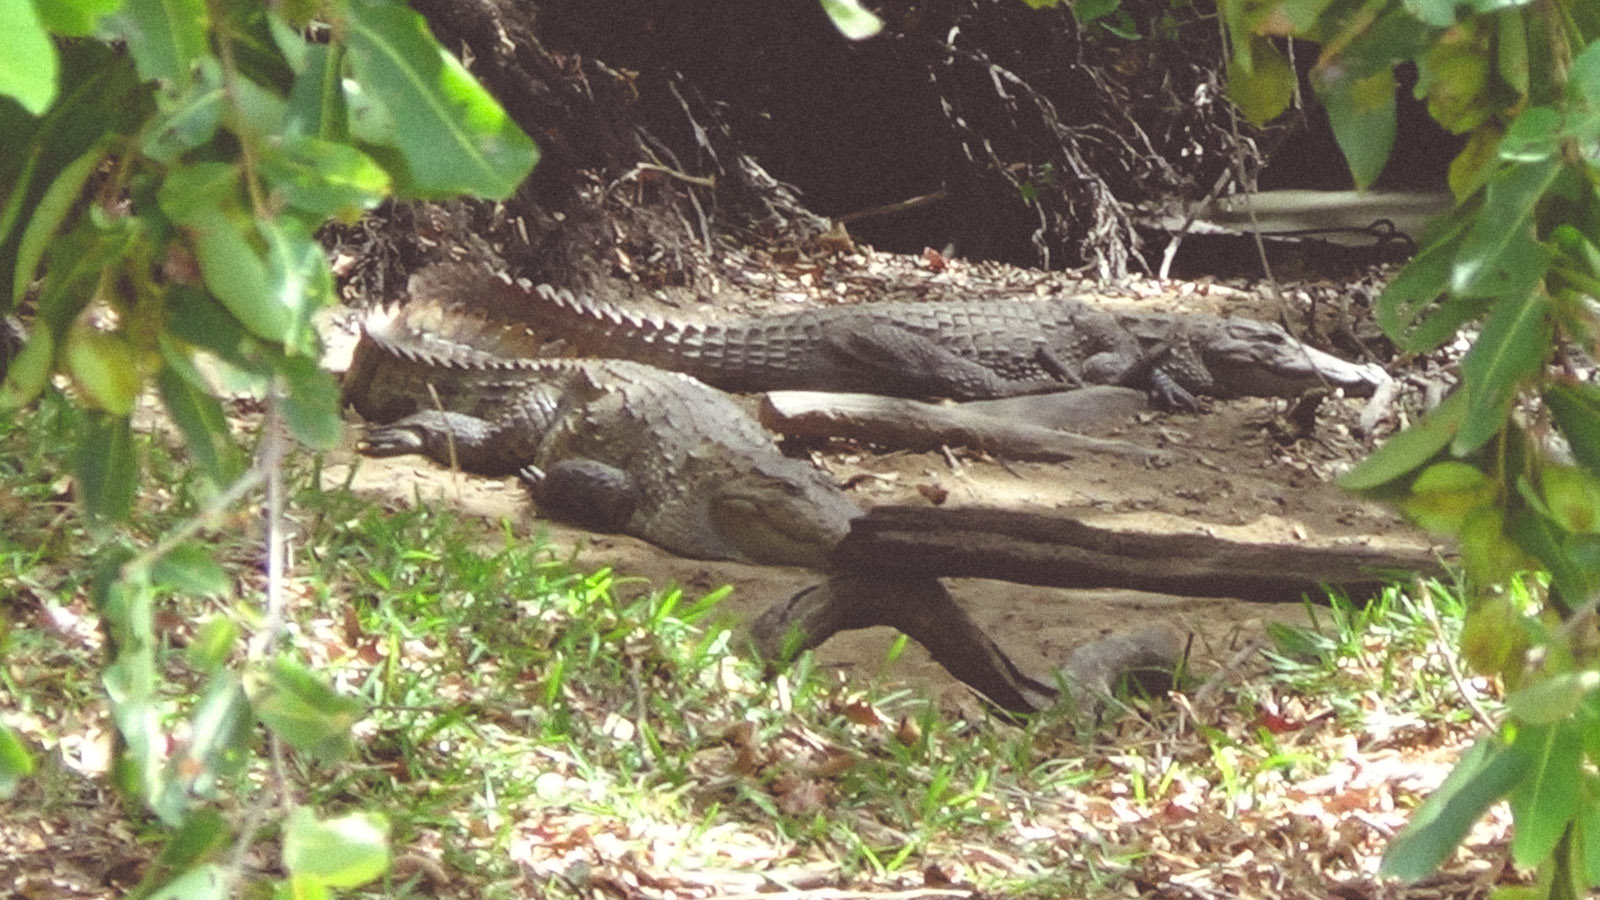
1206, 323, 1391, 397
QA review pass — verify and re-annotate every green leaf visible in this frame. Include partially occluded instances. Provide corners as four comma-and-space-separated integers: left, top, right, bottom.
1452, 157, 1560, 298
151, 542, 230, 596
343, 77, 396, 148
1072, 0, 1120, 24
258, 217, 333, 355
260, 137, 390, 221
1228, 37, 1295, 125
105, 0, 210, 84
278, 355, 342, 450
142, 57, 225, 164
1449, 124, 1501, 199
284, 41, 349, 142
1305, 4, 1429, 187
1582, 777, 1600, 889
1546, 383, 1600, 474
343, 0, 537, 199
145, 863, 227, 900
13, 143, 104, 306
35, 220, 135, 335
227, 71, 290, 136
1271, 0, 1332, 31
278, 878, 332, 900
0, 724, 35, 799
1507, 675, 1599, 727
186, 617, 238, 673
1506, 508, 1600, 616
1509, 720, 1584, 867
1417, 24, 1492, 133
282, 808, 390, 888
1498, 105, 1562, 161
1381, 732, 1531, 882
1573, 40, 1600, 106
1405, 0, 1461, 28
0, 43, 149, 301
188, 206, 293, 343
1496, 10, 1528, 98
160, 284, 263, 372
1401, 460, 1493, 533
249, 657, 364, 762
1452, 291, 1550, 455
0, 0, 59, 114
1317, 65, 1396, 190
1338, 390, 1467, 492
819, 0, 883, 40
0, 326, 54, 410
1374, 214, 1489, 352
37, 0, 125, 35
1541, 466, 1600, 534
1460, 592, 1524, 675
157, 161, 241, 225
65, 324, 142, 416
179, 671, 253, 794
148, 809, 231, 881
156, 357, 247, 486
74, 409, 137, 520
1453, 224, 1552, 301
96, 559, 183, 821
1459, 505, 1526, 588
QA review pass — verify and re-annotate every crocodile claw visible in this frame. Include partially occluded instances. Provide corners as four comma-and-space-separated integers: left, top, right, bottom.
1149, 370, 1200, 412
359, 425, 426, 456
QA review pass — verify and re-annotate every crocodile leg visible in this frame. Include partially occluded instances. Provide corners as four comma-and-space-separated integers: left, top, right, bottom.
519, 460, 639, 534
1050, 340, 1203, 411
361, 410, 545, 476
1147, 369, 1200, 411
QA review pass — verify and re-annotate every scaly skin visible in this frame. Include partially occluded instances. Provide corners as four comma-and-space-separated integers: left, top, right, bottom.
517, 285, 1391, 407
343, 303, 860, 568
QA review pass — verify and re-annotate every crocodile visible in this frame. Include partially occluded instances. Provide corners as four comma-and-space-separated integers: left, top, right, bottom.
516, 284, 1391, 408
342, 298, 860, 568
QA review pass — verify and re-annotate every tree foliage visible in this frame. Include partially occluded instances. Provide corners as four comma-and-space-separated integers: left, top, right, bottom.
0, 0, 534, 893
1217, 0, 1600, 892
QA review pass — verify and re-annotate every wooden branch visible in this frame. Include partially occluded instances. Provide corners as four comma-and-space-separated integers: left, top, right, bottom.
747, 575, 1186, 715
748, 575, 1057, 714
759, 387, 1158, 461
830, 505, 1445, 602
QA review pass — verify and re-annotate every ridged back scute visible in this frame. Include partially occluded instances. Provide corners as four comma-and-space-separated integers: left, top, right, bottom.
531, 284, 722, 360
345, 277, 581, 422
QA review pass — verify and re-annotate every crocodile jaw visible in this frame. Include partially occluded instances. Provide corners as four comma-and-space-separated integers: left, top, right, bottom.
1201, 320, 1391, 398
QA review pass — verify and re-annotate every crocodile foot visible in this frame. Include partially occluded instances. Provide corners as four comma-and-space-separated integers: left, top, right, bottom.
520, 460, 639, 534
1149, 369, 1200, 411
359, 423, 427, 455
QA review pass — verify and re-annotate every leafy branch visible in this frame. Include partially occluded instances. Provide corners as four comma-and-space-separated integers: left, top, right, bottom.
0, 0, 535, 894
1217, 0, 1600, 892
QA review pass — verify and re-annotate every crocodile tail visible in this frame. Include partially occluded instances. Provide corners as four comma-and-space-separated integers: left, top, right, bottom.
531, 284, 724, 367
402, 264, 550, 360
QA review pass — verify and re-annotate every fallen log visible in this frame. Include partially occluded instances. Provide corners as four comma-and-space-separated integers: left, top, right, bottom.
758, 387, 1161, 462
747, 573, 1185, 715
829, 505, 1445, 603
